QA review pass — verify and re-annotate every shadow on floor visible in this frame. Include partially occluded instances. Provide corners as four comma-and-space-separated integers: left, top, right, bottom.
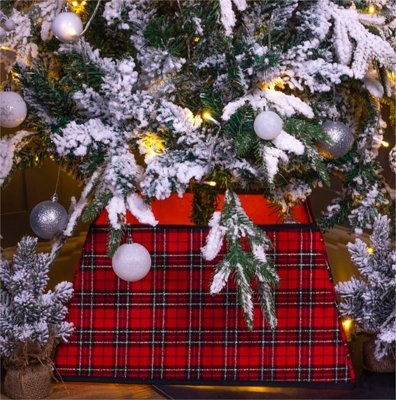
155, 371, 395, 399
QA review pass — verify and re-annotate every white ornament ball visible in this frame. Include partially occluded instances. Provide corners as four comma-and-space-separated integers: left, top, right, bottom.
254, 111, 283, 140
52, 12, 83, 43
4, 18, 16, 31
0, 91, 27, 128
0, 26, 6, 39
112, 242, 152, 282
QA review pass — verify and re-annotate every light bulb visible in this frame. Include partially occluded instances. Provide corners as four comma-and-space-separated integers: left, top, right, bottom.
342, 319, 351, 329
367, 247, 374, 254
368, 5, 375, 14
381, 140, 389, 148
202, 112, 220, 126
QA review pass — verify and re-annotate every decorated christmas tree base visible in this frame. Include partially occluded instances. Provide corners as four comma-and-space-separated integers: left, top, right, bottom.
55, 195, 355, 386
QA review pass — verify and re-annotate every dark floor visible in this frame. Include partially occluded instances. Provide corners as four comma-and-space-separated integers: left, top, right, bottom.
155, 370, 395, 399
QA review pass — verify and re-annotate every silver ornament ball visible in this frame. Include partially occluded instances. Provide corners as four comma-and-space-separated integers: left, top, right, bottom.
30, 196, 68, 240
112, 241, 151, 282
253, 111, 283, 140
0, 26, 6, 39
316, 121, 354, 159
52, 12, 83, 43
0, 90, 27, 128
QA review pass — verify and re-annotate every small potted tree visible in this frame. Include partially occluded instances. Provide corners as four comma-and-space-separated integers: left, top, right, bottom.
336, 215, 395, 372
0, 236, 74, 399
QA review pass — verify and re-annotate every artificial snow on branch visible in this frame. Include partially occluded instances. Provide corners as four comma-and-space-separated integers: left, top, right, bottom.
202, 190, 279, 330
336, 215, 395, 361
0, 236, 74, 358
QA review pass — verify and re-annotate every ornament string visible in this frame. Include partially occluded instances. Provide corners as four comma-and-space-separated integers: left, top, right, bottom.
53, 163, 62, 198
79, 0, 103, 37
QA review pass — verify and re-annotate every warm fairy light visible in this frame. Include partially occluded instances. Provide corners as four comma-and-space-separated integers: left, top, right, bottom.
142, 133, 165, 156
388, 72, 396, 81
193, 36, 200, 42
342, 319, 352, 341
381, 140, 389, 147
260, 77, 284, 91
367, 247, 374, 254
368, 5, 376, 14
69, 0, 86, 14
206, 181, 217, 187
202, 112, 220, 126
342, 319, 351, 329
35, 156, 39, 162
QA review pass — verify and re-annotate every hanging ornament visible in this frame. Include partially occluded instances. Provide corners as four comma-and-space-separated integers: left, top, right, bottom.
52, 4, 83, 43
4, 18, 15, 31
316, 121, 354, 159
0, 26, 6, 39
0, 84, 27, 128
389, 145, 396, 172
30, 194, 68, 240
253, 111, 283, 140
112, 236, 151, 282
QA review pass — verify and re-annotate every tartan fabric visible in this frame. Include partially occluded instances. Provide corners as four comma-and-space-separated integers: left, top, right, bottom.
55, 224, 355, 385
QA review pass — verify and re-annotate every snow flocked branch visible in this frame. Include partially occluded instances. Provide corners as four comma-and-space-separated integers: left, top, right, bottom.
202, 189, 279, 330
336, 215, 395, 360
0, 236, 74, 358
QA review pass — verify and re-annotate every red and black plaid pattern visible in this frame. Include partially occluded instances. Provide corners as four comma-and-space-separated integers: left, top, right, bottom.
55, 224, 355, 385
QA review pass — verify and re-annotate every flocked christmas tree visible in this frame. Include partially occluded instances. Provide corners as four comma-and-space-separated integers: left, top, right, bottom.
0, 236, 74, 359
0, 0, 395, 329
336, 215, 395, 361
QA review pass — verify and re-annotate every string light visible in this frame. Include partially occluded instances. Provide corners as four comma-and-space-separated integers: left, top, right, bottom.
204, 181, 217, 187
69, 0, 86, 15
342, 319, 352, 341
202, 112, 220, 126
260, 77, 283, 91
193, 36, 200, 42
342, 319, 351, 329
368, 5, 376, 14
141, 133, 165, 156
381, 140, 389, 148
367, 247, 374, 254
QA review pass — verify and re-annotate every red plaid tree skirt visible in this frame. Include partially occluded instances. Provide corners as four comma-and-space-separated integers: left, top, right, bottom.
55, 224, 355, 385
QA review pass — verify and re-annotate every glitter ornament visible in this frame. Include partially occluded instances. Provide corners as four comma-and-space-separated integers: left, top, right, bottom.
52, 11, 83, 43
0, 87, 27, 128
316, 121, 354, 159
254, 111, 283, 140
389, 145, 396, 172
112, 236, 151, 282
30, 195, 68, 240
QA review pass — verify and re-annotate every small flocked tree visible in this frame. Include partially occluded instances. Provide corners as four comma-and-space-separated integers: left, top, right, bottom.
336, 215, 396, 361
0, 236, 74, 359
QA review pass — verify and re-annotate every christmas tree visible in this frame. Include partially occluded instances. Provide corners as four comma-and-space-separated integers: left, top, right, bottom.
0, 236, 74, 358
0, 0, 395, 329
336, 215, 395, 361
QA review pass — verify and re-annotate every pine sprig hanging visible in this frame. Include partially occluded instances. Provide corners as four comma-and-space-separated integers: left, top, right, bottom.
202, 189, 279, 330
